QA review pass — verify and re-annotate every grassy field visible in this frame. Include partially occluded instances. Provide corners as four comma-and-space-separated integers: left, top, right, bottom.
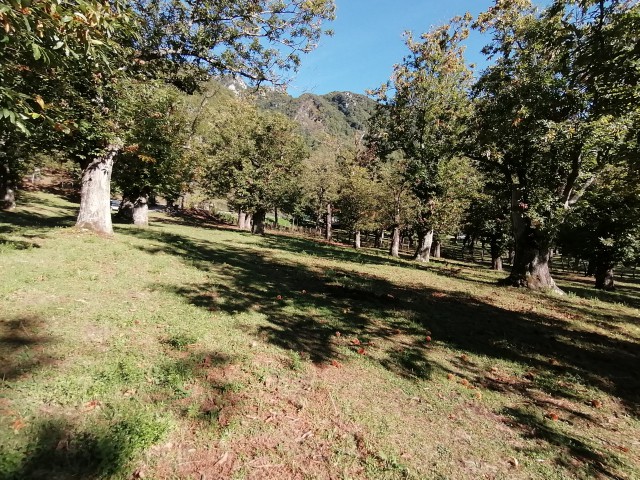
1, 191, 639, 480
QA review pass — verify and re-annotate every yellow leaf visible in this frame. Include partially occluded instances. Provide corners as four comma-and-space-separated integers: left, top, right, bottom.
35, 95, 45, 110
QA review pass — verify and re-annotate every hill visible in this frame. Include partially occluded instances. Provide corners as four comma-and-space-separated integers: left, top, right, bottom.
256, 90, 378, 144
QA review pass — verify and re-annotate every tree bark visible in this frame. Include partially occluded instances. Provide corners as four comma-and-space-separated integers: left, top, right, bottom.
490, 238, 503, 271
389, 226, 400, 257
325, 202, 332, 241
252, 208, 266, 235
492, 256, 503, 271
1, 162, 16, 210
274, 207, 279, 229
76, 141, 122, 234
432, 240, 441, 259
242, 213, 252, 231
595, 262, 615, 290
132, 195, 149, 226
504, 186, 563, 293
238, 210, 246, 228
354, 230, 361, 249
586, 259, 596, 277
414, 230, 434, 262
374, 230, 383, 248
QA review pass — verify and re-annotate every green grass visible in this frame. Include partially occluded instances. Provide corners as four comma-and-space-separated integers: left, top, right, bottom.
1, 191, 639, 479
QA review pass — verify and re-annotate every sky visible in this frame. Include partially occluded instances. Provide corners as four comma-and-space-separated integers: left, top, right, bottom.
287, 0, 502, 97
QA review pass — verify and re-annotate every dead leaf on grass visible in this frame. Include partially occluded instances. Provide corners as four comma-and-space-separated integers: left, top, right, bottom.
214, 452, 230, 467
296, 430, 313, 442
11, 419, 26, 434
84, 400, 101, 411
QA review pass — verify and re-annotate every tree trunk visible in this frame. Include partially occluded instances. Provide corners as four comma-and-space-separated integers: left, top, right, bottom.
76, 141, 122, 234
132, 195, 149, 226
325, 202, 332, 241
252, 208, 266, 235
389, 226, 400, 257
1, 162, 16, 210
242, 213, 252, 231
274, 207, 279, 229
504, 186, 563, 293
432, 240, 441, 258
238, 210, 246, 228
595, 261, 615, 290
586, 259, 596, 277
414, 230, 434, 262
490, 238, 503, 271
374, 230, 383, 248
492, 256, 503, 271
354, 230, 361, 249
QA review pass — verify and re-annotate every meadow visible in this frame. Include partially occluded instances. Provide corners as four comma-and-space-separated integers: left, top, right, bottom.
1, 191, 639, 479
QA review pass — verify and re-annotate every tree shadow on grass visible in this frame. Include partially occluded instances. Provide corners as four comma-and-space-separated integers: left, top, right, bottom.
0, 208, 76, 235
0, 316, 56, 381
502, 406, 628, 480
119, 227, 640, 416
553, 272, 640, 311
0, 236, 41, 250
1, 414, 166, 480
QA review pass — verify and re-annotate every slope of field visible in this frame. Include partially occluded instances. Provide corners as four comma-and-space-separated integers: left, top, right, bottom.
1, 192, 639, 479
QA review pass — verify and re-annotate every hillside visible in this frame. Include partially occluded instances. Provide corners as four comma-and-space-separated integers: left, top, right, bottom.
256, 90, 378, 144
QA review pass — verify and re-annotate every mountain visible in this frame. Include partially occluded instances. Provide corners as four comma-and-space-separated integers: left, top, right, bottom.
256, 90, 377, 145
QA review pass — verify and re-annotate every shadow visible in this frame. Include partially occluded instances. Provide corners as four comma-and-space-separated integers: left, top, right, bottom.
118, 227, 640, 420
0, 317, 56, 381
553, 271, 640, 311
0, 236, 40, 250
502, 407, 627, 480
0, 207, 76, 235
1, 414, 164, 480
262, 234, 418, 269
157, 351, 245, 431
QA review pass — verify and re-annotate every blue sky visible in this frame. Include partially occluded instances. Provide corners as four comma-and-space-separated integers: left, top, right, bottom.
287, 0, 504, 97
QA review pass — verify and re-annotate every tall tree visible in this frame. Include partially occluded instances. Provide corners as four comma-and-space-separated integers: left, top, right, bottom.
0, 0, 133, 210
111, 81, 191, 226
370, 15, 474, 261
472, 0, 639, 292
558, 163, 640, 290
76, 0, 334, 234
204, 100, 308, 235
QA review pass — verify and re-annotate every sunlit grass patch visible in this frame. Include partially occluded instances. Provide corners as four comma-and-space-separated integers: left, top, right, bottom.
1, 191, 639, 479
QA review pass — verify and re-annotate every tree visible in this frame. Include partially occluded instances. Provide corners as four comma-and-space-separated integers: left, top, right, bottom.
203, 100, 308, 235
472, 0, 639, 292
132, 0, 335, 88
427, 157, 482, 259
336, 153, 382, 249
298, 134, 348, 240
111, 81, 191, 226
370, 16, 474, 261
2, 0, 335, 229
558, 164, 640, 290
463, 180, 512, 270
76, 0, 334, 234
0, 0, 133, 210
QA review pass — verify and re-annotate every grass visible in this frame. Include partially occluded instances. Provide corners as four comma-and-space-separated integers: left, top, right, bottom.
1, 191, 639, 479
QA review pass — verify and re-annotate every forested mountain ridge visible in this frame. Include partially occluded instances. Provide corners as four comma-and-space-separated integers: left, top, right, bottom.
256, 90, 377, 143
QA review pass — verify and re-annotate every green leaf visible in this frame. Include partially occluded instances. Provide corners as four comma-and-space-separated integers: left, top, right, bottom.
31, 42, 41, 60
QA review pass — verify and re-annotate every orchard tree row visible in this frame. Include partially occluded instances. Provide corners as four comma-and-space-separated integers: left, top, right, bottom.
1, 0, 638, 293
